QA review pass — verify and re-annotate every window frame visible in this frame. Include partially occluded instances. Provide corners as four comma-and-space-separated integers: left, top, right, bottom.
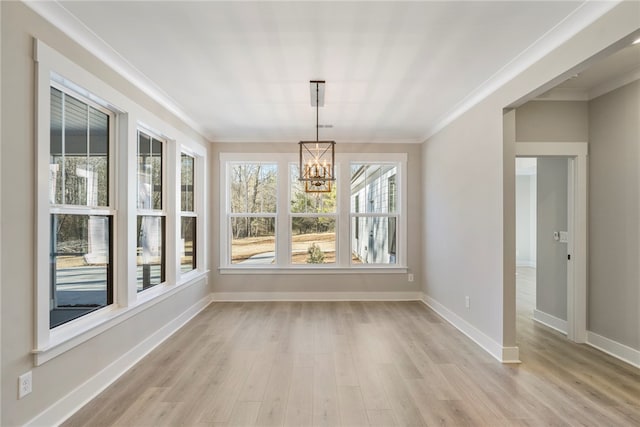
224, 160, 279, 266
219, 152, 407, 273
179, 151, 198, 274
349, 163, 400, 266
289, 161, 339, 265
136, 128, 167, 292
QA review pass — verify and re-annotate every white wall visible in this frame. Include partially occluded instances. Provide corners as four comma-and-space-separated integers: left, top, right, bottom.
1, 3, 210, 425
516, 172, 537, 267
422, 1, 639, 361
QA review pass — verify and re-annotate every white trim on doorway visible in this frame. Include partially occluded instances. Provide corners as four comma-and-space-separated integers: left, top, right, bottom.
515, 142, 588, 344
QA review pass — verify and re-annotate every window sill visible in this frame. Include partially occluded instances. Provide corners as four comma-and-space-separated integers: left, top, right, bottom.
218, 266, 408, 275
33, 270, 209, 366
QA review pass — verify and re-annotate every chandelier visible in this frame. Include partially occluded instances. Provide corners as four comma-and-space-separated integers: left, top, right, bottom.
299, 80, 335, 193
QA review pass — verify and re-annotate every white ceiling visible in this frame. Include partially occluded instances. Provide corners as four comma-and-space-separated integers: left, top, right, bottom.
48, 1, 614, 143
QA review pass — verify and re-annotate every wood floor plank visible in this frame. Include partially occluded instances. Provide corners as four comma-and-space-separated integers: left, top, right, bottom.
255, 353, 293, 426
337, 386, 368, 427
312, 353, 340, 426
283, 366, 313, 427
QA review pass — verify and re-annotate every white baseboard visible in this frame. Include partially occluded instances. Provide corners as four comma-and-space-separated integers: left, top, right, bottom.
26, 294, 213, 427
421, 294, 520, 364
587, 331, 640, 368
533, 309, 568, 335
212, 291, 422, 302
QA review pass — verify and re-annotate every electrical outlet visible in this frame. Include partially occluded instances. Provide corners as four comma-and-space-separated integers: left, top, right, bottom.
408, 273, 414, 282
18, 371, 32, 399
465, 296, 470, 309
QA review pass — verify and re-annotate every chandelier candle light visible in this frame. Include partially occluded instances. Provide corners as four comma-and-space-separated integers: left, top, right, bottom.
299, 80, 335, 193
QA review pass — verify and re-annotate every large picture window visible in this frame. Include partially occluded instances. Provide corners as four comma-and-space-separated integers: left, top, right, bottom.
220, 153, 406, 269
49, 86, 114, 328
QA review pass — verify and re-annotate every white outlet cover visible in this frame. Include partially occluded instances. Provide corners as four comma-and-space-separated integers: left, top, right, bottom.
18, 371, 32, 399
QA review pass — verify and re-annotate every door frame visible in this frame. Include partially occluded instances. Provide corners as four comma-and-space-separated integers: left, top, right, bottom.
515, 142, 588, 343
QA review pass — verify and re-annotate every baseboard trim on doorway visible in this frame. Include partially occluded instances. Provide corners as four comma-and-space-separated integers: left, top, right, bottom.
533, 309, 568, 335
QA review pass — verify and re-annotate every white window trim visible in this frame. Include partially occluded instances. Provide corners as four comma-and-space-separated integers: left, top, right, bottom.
178, 149, 203, 276
34, 39, 208, 366
219, 152, 407, 273
135, 127, 168, 292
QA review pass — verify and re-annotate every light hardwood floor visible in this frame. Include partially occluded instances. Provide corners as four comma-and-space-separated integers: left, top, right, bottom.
64, 272, 640, 426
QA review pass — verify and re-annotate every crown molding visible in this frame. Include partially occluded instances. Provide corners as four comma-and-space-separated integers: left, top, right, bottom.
22, 0, 209, 140
421, 0, 619, 142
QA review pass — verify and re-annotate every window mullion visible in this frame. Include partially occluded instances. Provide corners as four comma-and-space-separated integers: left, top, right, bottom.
276, 158, 289, 265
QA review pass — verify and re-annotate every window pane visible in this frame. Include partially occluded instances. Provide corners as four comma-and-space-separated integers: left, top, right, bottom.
50, 88, 64, 205
181, 154, 195, 212
230, 164, 277, 213
230, 217, 275, 264
351, 216, 396, 264
50, 214, 112, 328
180, 216, 196, 272
64, 94, 89, 206
291, 217, 336, 264
89, 107, 109, 207
138, 132, 163, 210
290, 164, 336, 214
137, 216, 165, 291
350, 164, 398, 213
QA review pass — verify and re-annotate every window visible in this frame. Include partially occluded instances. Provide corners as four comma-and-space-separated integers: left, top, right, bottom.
136, 130, 165, 291
350, 164, 398, 265
180, 153, 197, 272
290, 164, 337, 264
220, 153, 406, 270
49, 86, 114, 328
228, 163, 277, 264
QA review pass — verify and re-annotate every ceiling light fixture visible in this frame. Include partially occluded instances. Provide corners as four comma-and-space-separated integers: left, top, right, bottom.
633, 37, 640, 45
299, 80, 335, 193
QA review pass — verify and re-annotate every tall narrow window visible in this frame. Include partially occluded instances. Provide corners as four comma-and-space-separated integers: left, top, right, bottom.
49, 86, 113, 328
180, 153, 197, 272
290, 164, 337, 264
350, 163, 398, 264
228, 163, 277, 264
136, 130, 165, 291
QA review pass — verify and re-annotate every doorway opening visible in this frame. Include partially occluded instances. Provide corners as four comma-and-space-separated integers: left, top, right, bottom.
514, 144, 588, 351
516, 157, 571, 344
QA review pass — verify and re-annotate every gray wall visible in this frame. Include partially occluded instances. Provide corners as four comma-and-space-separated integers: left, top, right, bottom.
536, 158, 568, 321
588, 80, 640, 350
1, 3, 210, 425
516, 101, 588, 142
209, 142, 423, 295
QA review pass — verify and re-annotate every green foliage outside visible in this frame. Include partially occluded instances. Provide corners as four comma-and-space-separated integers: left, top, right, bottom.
307, 243, 325, 264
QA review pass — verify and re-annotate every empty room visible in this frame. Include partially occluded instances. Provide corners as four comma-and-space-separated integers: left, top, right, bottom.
1, 1, 639, 426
